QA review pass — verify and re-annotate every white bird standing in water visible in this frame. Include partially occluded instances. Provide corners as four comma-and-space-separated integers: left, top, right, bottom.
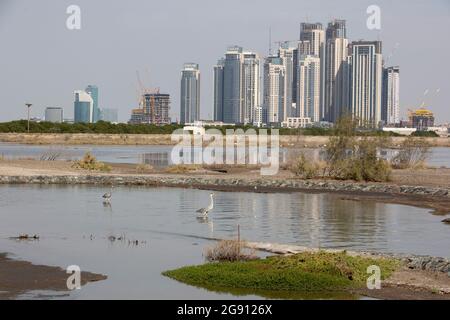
102, 186, 114, 203
196, 193, 215, 217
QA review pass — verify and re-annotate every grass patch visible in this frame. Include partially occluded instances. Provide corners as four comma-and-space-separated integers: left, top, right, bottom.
163, 251, 399, 293
164, 164, 201, 174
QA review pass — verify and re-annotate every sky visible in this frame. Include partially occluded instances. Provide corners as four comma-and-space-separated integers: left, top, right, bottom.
0, 0, 449, 123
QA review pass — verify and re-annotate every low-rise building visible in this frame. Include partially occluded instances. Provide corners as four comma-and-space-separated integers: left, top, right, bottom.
281, 117, 311, 128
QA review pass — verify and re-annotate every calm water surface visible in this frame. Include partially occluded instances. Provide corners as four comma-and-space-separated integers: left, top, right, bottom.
0, 185, 449, 299
0, 143, 449, 167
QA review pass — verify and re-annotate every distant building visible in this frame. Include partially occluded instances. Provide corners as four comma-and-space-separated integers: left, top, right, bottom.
213, 46, 261, 124
180, 63, 200, 124
281, 117, 311, 128
263, 56, 285, 125
74, 90, 94, 123
382, 66, 400, 125
129, 92, 170, 125
45, 107, 63, 123
324, 19, 349, 123
85, 85, 99, 123
278, 42, 296, 121
242, 51, 261, 125
99, 108, 118, 123
411, 108, 434, 130
297, 55, 321, 122
300, 23, 325, 119
348, 41, 383, 127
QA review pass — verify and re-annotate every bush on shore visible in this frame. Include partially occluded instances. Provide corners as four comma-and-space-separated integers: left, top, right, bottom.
72, 152, 111, 172
204, 240, 256, 262
391, 137, 430, 169
289, 117, 393, 182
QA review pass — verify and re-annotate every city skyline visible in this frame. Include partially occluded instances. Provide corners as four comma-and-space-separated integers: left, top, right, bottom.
0, 0, 449, 123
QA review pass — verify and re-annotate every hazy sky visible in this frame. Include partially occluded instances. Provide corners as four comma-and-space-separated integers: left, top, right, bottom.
0, 0, 449, 123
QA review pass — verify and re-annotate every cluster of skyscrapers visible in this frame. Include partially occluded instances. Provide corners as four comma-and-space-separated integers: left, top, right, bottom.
180, 19, 400, 128
72, 85, 118, 123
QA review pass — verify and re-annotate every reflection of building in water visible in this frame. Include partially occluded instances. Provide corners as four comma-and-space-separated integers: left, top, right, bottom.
293, 193, 321, 248
140, 152, 169, 167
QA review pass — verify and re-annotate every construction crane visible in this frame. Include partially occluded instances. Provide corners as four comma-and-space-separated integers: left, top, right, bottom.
383, 42, 400, 66
136, 70, 160, 124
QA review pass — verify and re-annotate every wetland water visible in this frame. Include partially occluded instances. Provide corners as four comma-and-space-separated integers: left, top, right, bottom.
0, 143, 449, 168
0, 185, 449, 299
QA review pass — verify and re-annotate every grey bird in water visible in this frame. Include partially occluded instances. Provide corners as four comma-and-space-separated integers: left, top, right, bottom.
196, 192, 215, 217
102, 186, 114, 203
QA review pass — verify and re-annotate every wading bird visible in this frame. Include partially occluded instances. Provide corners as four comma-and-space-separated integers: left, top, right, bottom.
102, 186, 114, 203
196, 192, 215, 217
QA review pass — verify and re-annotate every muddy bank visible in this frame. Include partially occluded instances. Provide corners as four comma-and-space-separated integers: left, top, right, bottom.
0, 253, 107, 299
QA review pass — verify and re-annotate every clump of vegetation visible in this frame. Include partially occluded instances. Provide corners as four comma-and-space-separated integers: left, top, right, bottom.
411, 130, 439, 137
163, 251, 399, 292
205, 240, 256, 262
136, 163, 154, 173
391, 137, 430, 169
289, 153, 325, 179
325, 117, 392, 182
164, 164, 201, 174
72, 152, 111, 172
288, 117, 392, 182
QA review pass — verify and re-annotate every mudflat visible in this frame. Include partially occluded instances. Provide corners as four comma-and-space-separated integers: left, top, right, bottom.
0, 253, 107, 299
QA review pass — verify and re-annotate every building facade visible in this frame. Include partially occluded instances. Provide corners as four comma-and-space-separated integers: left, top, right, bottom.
263, 56, 285, 125
324, 20, 349, 123
348, 41, 383, 127
129, 93, 170, 125
180, 63, 200, 124
213, 46, 260, 125
74, 90, 94, 123
45, 107, 64, 123
213, 59, 225, 122
99, 108, 118, 123
278, 42, 296, 121
242, 52, 260, 125
382, 66, 400, 125
85, 85, 99, 123
300, 23, 325, 119
297, 55, 321, 122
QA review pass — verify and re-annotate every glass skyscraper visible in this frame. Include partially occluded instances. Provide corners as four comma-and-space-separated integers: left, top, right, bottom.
180, 63, 200, 124
74, 90, 94, 123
